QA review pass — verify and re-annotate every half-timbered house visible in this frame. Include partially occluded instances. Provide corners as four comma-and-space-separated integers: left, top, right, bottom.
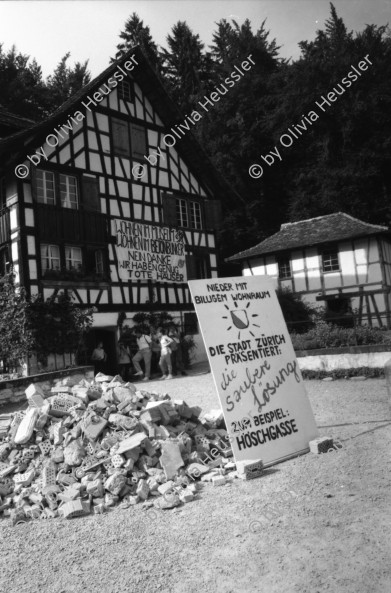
227, 213, 391, 328
0, 47, 229, 370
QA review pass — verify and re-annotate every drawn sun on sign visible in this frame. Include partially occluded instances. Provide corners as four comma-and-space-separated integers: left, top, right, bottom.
222, 301, 260, 339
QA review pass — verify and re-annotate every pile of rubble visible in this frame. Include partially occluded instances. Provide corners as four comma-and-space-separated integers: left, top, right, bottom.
0, 373, 245, 525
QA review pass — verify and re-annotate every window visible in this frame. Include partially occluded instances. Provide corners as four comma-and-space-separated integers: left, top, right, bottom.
41, 244, 60, 273
322, 249, 340, 272
112, 117, 130, 157
36, 170, 55, 205
130, 124, 147, 159
65, 246, 83, 271
190, 201, 202, 230
36, 170, 79, 209
176, 198, 189, 227
60, 175, 78, 209
175, 198, 202, 229
278, 257, 292, 279
95, 250, 104, 275
118, 79, 132, 102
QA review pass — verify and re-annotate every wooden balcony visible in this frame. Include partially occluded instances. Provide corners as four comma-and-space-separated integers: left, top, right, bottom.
36, 205, 108, 244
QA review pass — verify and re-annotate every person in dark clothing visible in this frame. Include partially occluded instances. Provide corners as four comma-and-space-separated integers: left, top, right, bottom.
168, 325, 187, 376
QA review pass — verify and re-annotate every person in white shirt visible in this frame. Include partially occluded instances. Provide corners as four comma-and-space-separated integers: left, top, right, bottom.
91, 341, 107, 375
132, 328, 152, 381
156, 326, 174, 380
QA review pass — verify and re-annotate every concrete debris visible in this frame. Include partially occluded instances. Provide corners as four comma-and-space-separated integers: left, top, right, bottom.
0, 372, 235, 524
236, 459, 264, 480
309, 437, 334, 454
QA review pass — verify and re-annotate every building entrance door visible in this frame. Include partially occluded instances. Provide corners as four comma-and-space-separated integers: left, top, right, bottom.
86, 327, 118, 375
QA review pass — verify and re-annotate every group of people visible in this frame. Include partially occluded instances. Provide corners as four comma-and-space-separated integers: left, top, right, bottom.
91, 325, 187, 382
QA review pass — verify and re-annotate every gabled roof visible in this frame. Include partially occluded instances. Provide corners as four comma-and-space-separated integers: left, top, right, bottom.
227, 212, 390, 262
0, 46, 238, 203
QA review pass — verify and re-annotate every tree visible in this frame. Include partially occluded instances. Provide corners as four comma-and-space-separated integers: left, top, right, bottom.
46, 53, 91, 112
161, 21, 213, 113
115, 12, 162, 73
0, 274, 33, 372
28, 292, 93, 367
267, 4, 391, 226
0, 274, 93, 374
0, 44, 47, 121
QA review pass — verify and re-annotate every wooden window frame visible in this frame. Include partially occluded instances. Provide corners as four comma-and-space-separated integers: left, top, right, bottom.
36, 170, 56, 206
322, 249, 340, 273
35, 168, 80, 210
175, 196, 203, 230
59, 174, 79, 210
278, 257, 292, 279
65, 245, 83, 271
118, 79, 133, 103
40, 243, 61, 273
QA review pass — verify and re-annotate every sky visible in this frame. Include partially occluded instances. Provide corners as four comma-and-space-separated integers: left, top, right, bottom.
0, 0, 390, 78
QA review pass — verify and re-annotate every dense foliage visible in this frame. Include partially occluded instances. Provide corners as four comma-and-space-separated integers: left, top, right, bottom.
114, 4, 391, 268
0, 274, 93, 372
290, 320, 390, 351
276, 288, 317, 333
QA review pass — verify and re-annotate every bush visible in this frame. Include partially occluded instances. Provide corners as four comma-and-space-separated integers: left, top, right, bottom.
0, 273, 93, 372
301, 367, 385, 380
291, 320, 390, 350
276, 288, 317, 333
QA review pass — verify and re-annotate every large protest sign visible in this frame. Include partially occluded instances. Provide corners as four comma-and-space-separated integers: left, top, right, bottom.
188, 276, 319, 466
112, 219, 187, 282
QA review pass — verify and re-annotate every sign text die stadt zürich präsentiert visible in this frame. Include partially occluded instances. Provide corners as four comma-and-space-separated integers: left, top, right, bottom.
188, 276, 319, 465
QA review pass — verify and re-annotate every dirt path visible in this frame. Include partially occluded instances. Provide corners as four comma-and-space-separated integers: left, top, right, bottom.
1, 375, 390, 593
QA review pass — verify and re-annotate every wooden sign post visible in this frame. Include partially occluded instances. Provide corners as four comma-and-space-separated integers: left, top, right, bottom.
188, 276, 319, 466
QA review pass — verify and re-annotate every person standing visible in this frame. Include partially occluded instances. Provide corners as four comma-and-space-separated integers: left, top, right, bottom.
117, 340, 131, 381
132, 328, 152, 381
168, 324, 187, 376
157, 327, 174, 380
91, 341, 107, 375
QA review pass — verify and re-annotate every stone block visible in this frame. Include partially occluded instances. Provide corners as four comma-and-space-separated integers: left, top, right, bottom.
309, 437, 334, 454
160, 441, 184, 479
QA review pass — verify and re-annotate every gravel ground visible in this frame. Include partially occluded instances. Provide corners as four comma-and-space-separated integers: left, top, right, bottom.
1, 372, 390, 593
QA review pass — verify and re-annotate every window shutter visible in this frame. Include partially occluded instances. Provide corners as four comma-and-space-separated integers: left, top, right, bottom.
204, 200, 222, 230
82, 175, 100, 212
186, 254, 198, 281
130, 124, 147, 159
112, 117, 130, 156
161, 193, 178, 226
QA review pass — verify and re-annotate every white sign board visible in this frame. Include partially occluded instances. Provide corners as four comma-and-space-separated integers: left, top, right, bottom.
112, 219, 187, 283
188, 276, 319, 466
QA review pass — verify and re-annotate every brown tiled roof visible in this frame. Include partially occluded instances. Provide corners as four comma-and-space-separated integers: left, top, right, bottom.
227, 212, 390, 262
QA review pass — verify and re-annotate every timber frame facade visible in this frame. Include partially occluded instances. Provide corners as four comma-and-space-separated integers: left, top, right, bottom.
0, 47, 231, 366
